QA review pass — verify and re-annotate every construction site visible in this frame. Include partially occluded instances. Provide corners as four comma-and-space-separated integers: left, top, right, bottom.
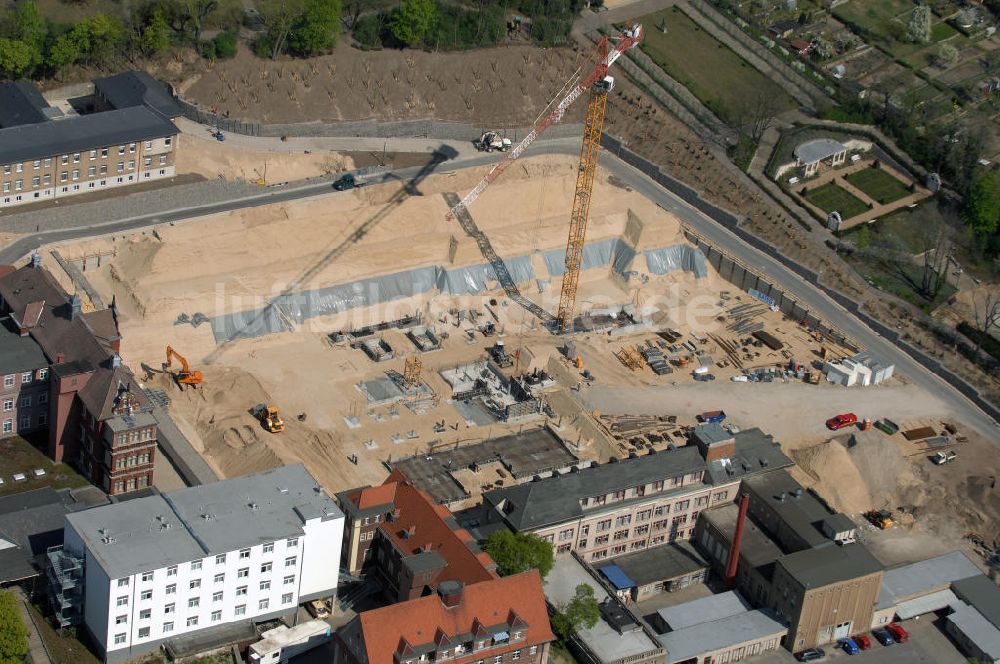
35, 27, 1000, 576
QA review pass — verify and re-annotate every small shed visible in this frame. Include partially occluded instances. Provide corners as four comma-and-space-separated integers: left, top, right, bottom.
596, 541, 709, 602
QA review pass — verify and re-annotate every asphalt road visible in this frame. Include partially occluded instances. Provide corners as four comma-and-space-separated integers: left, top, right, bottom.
1, 137, 996, 442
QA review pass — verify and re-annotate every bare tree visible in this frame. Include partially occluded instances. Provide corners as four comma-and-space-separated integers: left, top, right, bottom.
919, 225, 951, 301
971, 288, 1000, 357
737, 92, 781, 144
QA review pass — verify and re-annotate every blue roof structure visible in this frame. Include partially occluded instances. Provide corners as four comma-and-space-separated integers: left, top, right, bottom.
599, 564, 636, 590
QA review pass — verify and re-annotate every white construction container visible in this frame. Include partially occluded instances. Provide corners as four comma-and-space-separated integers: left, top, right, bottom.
249, 620, 332, 664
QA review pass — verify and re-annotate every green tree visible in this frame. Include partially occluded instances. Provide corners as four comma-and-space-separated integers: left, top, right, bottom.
47, 25, 89, 73
0, 38, 41, 78
483, 530, 554, 579
353, 13, 384, 49
551, 584, 600, 641
906, 5, 931, 44
288, 0, 341, 55
936, 42, 959, 68
141, 9, 171, 56
82, 14, 127, 66
963, 171, 1000, 249
0, 591, 28, 664
12, 1, 48, 52
390, 0, 437, 46
212, 30, 237, 58
256, 0, 306, 59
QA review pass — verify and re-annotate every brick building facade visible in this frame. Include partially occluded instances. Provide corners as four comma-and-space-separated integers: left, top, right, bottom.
0, 257, 156, 495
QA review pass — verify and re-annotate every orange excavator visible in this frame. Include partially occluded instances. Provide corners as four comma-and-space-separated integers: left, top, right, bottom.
164, 346, 204, 387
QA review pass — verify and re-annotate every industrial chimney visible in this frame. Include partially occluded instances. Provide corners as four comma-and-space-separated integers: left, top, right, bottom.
724, 493, 750, 590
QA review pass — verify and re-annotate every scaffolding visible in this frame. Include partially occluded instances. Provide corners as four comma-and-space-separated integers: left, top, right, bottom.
46, 546, 84, 627
403, 355, 422, 389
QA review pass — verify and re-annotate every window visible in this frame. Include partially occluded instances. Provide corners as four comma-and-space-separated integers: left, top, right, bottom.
43, 174, 50, 185
101, 148, 109, 158
159, 154, 167, 165
637, 509, 652, 522
512, 651, 520, 661
613, 529, 629, 541
615, 515, 631, 527
60, 155, 68, 165
100, 165, 107, 176
166, 584, 176, 595
73, 153, 80, 163
32, 160, 40, 169
163, 621, 173, 633
578, 539, 588, 548
286, 537, 298, 548
494, 656, 502, 664
259, 581, 270, 591
164, 603, 175, 614
284, 556, 296, 568
117, 578, 129, 588
187, 617, 198, 627
141, 571, 153, 582
594, 535, 609, 545
19, 415, 30, 430
213, 591, 223, 603
14, 180, 21, 191
188, 598, 199, 608
713, 491, 729, 502
2, 183, 8, 193
261, 562, 272, 573
236, 586, 247, 597
138, 627, 150, 639
31, 176, 39, 187
165, 137, 172, 146
240, 548, 251, 559
115, 615, 127, 625
263, 543, 274, 554
211, 610, 222, 623
1, 165, 7, 175
655, 504, 669, 516
90, 149, 97, 160
128, 160, 135, 171
3, 420, 11, 434
129, 143, 136, 153
635, 524, 649, 535
116, 596, 128, 607
140, 609, 151, 620
89, 166, 96, 177
696, 496, 709, 507
675, 500, 690, 511
258, 599, 269, 610
114, 633, 126, 645
2, 400, 10, 412
37, 413, 46, 426
144, 157, 152, 167
596, 519, 611, 532
3, 375, 12, 388
117, 162, 124, 174
19, 395, 30, 408
529, 646, 537, 655
140, 590, 152, 601
60, 172, 67, 182
118, 146, 126, 156
189, 579, 201, 590
558, 528, 574, 541
166, 565, 177, 577
282, 593, 293, 605
238, 568, 249, 579
191, 560, 203, 571
214, 573, 225, 584
235, 605, 246, 616
216, 554, 226, 565
283, 575, 294, 586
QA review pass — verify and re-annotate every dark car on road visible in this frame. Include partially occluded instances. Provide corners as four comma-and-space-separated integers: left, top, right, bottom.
854, 634, 872, 651
795, 648, 825, 662
886, 623, 909, 643
872, 628, 895, 646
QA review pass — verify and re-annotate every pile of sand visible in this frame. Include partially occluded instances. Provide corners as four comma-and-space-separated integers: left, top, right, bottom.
792, 431, 914, 514
174, 133, 353, 183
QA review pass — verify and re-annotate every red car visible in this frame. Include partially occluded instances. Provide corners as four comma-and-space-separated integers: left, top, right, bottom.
826, 413, 858, 430
854, 635, 872, 651
886, 623, 908, 643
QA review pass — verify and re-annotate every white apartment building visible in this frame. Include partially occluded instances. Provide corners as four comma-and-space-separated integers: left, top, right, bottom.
54, 464, 344, 663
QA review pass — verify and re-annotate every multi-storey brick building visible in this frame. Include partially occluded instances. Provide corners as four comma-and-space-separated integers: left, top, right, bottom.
0, 256, 157, 495
0, 72, 179, 209
337, 470, 498, 602
481, 426, 793, 562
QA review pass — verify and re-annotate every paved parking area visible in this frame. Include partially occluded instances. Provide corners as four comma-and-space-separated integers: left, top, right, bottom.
810, 618, 966, 664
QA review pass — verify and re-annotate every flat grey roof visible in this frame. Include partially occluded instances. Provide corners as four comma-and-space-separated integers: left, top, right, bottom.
0, 106, 178, 165
877, 550, 981, 609
795, 138, 847, 165
703, 503, 782, 572
391, 427, 576, 504
851, 350, 893, 371
692, 423, 732, 446
658, 609, 787, 663
953, 575, 1000, 629
485, 429, 792, 531
597, 540, 707, 588
0, 317, 49, 375
745, 469, 833, 550
0, 82, 50, 128
655, 591, 749, 631
947, 604, 1000, 662
778, 542, 882, 589
66, 464, 342, 579
105, 411, 157, 433
544, 555, 662, 663
93, 71, 182, 119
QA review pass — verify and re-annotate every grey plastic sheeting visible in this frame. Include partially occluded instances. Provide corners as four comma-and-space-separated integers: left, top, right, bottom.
543, 238, 637, 277
436, 256, 535, 295
644, 245, 708, 278
211, 305, 291, 343
278, 266, 439, 323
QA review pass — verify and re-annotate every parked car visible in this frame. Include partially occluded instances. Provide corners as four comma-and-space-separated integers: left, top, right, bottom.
826, 412, 858, 430
872, 628, 895, 646
886, 623, 909, 643
795, 648, 826, 662
932, 450, 957, 464
838, 638, 860, 655
854, 635, 872, 651
307, 599, 331, 619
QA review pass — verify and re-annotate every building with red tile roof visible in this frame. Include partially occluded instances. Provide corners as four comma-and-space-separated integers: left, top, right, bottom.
337, 471, 498, 602
333, 571, 554, 664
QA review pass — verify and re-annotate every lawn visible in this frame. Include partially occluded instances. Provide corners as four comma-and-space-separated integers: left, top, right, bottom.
636, 7, 795, 123
0, 434, 89, 498
27, 602, 103, 664
833, 0, 915, 39
844, 167, 912, 204
804, 182, 870, 219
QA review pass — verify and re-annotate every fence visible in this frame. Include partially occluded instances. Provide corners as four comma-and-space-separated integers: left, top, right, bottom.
600, 133, 1000, 425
